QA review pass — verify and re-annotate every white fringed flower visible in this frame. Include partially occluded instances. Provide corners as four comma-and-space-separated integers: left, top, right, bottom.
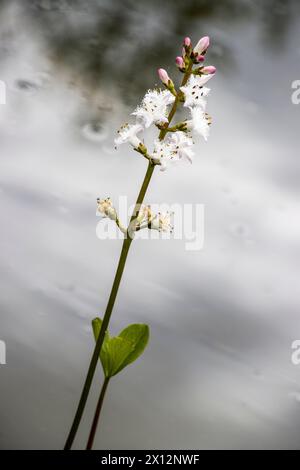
150, 211, 173, 232
180, 74, 212, 108
167, 131, 194, 164
186, 107, 210, 141
151, 131, 194, 170
114, 123, 143, 149
96, 198, 117, 221
151, 139, 177, 170
132, 89, 175, 128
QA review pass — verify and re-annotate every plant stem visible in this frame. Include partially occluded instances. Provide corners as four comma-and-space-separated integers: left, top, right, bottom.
86, 377, 110, 450
64, 163, 153, 450
64, 64, 193, 450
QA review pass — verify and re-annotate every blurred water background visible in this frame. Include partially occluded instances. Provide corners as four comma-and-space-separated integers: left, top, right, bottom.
0, 0, 300, 449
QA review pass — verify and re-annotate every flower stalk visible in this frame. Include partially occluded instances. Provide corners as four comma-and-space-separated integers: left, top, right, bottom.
64, 35, 216, 450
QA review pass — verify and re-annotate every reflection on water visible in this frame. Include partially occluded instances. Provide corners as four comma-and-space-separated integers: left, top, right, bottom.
0, 0, 300, 450
0, 0, 296, 97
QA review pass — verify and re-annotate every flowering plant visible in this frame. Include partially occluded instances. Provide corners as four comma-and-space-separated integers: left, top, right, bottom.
64, 35, 216, 450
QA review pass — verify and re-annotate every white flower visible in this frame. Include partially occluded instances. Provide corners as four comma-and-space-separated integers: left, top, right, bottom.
151, 131, 194, 170
151, 139, 177, 171
132, 89, 175, 128
180, 74, 212, 108
186, 107, 210, 141
114, 123, 143, 149
96, 198, 117, 221
136, 205, 155, 228
150, 211, 173, 232
134, 206, 173, 232
167, 131, 194, 164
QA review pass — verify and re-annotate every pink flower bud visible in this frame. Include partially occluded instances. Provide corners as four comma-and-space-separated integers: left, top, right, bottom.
184, 37, 191, 47
175, 56, 185, 69
202, 65, 216, 75
194, 36, 210, 55
158, 68, 170, 85
196, 54, 205, 63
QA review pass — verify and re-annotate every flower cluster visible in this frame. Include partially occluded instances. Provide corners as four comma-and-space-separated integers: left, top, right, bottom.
135, 205, 173, 233
114, 35, 215, 172
102, 35, 216, 234
96, 199, 173, 235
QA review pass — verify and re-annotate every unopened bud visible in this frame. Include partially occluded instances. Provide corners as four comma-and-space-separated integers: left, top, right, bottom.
158, 68, 170, 85
194, 36, 210, 55
195, 54, 205, 63
202, 65, 216, 75
183, 37, 192, 58
184, 37, 191, 47
175, 56, 185, 69
158, 68, 176, 95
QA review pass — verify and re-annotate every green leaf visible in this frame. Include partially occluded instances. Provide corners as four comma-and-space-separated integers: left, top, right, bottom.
101, 337, 134, 377
117, 324, 150, 371
92, 318, 150, 378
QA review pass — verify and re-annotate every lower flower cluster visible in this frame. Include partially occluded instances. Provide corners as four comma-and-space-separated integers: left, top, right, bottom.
97, 199, 173, 235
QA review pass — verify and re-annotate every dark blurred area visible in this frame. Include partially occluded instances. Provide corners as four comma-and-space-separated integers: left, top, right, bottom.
0, 0, 297, 100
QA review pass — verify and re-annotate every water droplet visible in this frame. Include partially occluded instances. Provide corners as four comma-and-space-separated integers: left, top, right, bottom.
13, 73, 50, 94
15, 79, 39, 93
81, 121, 108, 143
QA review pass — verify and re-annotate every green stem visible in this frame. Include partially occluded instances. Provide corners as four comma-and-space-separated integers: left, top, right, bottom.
63, 164, 153, 450
63, 63, 193, 450
159, 61, 192, 141
86, 377, 110, 450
